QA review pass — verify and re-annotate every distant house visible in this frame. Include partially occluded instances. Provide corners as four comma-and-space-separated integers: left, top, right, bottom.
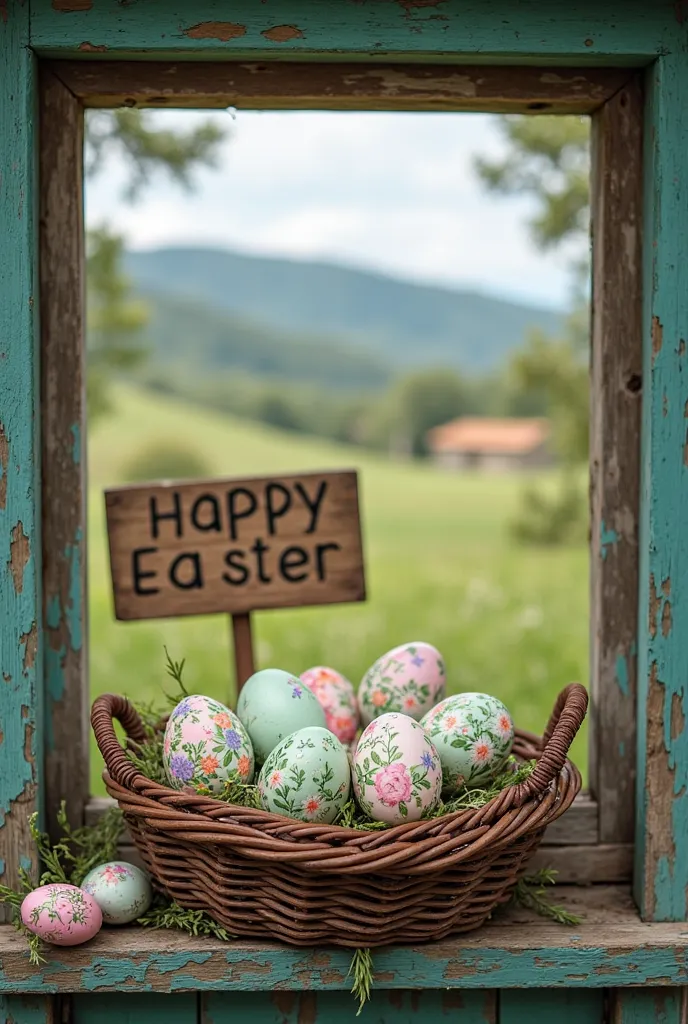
426, 417, 553, 472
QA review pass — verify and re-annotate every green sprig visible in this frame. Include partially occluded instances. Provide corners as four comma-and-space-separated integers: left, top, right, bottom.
347, 948, 374, 1016
137, 897, 236, 941
512, 868, 582, 925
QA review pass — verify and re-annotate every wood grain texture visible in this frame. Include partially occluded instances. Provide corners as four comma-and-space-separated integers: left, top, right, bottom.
105, 471, 365, 619
28, 1, 682, 61
610, 988, 688, 1023
529, 843, 633, 884
231, 613, 255, 693
50, 61, 632, 113
0, 2, 41, 924
203, 990, 496, 1022
0, 995, 56, 1024
588, 75, 643, 845
2, 887, 688, 994
635, 52, 688, 922
499, 989, 604, 1023
72, 993, 197, 1023
39, 68, 88, 842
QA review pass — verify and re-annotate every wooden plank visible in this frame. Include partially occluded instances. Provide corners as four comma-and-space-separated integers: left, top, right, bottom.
544, 793, 598, 845
3, 887, 688, 993
73, 993, 197, 1023
202, 990, 496, 1022
588, 74, 643, 845
50, 61, 633, 114
529, 843, 633, 883
0, 1, 41, 925
0, 995, 56, 1024
635, 52, 688, 921
231, 613, 255, 693
29, 2, 679, 62
500, 990, 604, 1023
610, 988, 688, 1023
104, 471, 365, 620
39, 68, 88, 842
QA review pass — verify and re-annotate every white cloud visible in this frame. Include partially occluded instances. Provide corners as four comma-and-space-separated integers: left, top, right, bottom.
86, 109, 580, 309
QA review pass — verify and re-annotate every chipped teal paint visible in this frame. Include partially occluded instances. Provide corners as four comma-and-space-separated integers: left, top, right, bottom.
601, 519, 620, 561
74, 993, 197, 1024
203, 989, 494, 1022
616, 653, 630, 697
635, 48, 688, 921
0, 0, 42, 884
19, 856, 32, 875
70, 423, 81, 466
44, 643, 67, 754
65, 528, 83, 651
0, 861, 5, 877
620, 741, 626, 758
27, 0, 683, 62
612, 987, 685, 1023
500, 988, 604, 1023
0, 995, 55, 1024
5, 942, 688, 993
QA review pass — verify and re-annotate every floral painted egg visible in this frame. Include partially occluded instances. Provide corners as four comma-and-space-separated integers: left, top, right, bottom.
258, 726, 351, 823
164, 694, 254, 793
352, 712, 442, 825
358, 642, 446, 726
21, 884, 102, 946
421, 693, 514, 791
81, 861, 152, 925
236, 668, 326, 763
300, 666, 359, 744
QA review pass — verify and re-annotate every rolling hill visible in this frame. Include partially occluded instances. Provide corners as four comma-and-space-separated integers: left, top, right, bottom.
125, 246, 564, 375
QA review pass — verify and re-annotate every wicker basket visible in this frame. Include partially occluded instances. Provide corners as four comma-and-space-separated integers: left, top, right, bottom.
91, 682, 587, 948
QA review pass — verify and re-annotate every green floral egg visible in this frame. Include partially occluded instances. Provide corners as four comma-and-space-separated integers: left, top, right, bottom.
258, 726, 351, 823
236, 668, 326, 763
420, 693, 514, 791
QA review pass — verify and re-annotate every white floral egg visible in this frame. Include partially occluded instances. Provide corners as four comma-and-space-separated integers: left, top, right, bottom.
164, 694, 254, 793
237, 668, 326, 763
21, 884, 102, 946
300, 666, 360, 744
81, 861, 152, 925
421, 692, 514, 791
352, 712, 442, 825
258, 726, 351, 823
358, 642, 446, 725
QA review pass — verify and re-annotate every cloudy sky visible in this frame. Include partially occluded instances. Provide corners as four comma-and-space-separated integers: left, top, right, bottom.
86, 110, 582, 311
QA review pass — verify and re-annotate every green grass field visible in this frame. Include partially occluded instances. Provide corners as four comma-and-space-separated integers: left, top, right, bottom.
87, 385, 589, 793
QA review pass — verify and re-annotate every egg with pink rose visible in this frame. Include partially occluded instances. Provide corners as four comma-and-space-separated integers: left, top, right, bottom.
421, 692, 514, 792
21, 883, 102, 946
300, 666, 359, 744
357, 642, 446, 726
352, 712, 442, 824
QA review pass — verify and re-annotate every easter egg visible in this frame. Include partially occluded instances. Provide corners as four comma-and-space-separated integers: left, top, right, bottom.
421, 693, 514, 791
237, 668, 327, 763
21, 884, 102, 946
258, 726, 351, 823
81, 861, 152, 925
358, 642, 446, 726
164, 694, 254, 793
352, 712, 442, 825
300, 666, 359, 744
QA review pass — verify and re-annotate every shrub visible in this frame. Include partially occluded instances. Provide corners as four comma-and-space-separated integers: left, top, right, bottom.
121, 441, 211, 484
510, 473, 587, 547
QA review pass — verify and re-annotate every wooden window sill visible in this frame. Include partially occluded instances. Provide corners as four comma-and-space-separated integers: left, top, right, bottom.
1, 887, 687, 993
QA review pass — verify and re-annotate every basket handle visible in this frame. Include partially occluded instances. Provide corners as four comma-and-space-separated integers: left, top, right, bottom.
91, 693, 152, 791
508, 682, 588, 807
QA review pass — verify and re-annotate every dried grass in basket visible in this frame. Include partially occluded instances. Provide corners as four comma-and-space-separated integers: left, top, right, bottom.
91, 682, 587, 948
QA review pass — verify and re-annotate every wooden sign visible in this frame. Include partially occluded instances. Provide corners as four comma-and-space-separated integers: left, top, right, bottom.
105, 470, 365, 622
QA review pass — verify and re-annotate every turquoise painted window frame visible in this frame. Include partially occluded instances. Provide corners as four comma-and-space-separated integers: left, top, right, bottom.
1, 0, 687, 931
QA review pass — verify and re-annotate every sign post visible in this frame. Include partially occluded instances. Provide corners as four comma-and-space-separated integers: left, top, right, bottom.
105, 469, 366, 691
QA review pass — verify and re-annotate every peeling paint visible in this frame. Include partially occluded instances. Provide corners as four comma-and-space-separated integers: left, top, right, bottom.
615, 653, 630, 697
8, 522, 29, 594
600, 519, 619, 560
65, 527, 83, 652
0, 422, 7, 510
184, 21, 246, 41
52, 0, 93, 10
78, 41, 108, 52
652, 315, 664, 362
70, 423, 80, 466
262, 25, 304, 42
20, 623, 37, 673
649, 573, 661, 639
670, 692, 685, 741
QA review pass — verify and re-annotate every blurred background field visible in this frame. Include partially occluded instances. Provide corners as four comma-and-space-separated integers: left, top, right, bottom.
87, 384, 588, 794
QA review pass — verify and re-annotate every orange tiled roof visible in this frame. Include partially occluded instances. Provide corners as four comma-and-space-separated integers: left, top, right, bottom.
427, 417, 550, 455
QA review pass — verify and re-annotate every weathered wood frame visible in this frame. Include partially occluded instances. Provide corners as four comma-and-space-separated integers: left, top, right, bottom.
2, 3, 688, 1013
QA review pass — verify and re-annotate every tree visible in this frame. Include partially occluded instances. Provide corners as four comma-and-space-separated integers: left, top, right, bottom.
85, 110, 227, 422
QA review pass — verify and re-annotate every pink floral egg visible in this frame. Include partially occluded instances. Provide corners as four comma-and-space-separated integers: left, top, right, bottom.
21, 884, 102, 946
358, 642, 446, 726
352, 712, 442, 825
300, 666, 360, 744
164, 694, 254, 794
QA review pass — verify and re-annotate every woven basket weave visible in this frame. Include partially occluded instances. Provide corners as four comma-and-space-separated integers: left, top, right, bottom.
91, 682, 587, 948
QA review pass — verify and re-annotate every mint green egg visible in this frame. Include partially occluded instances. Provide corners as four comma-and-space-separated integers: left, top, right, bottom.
236, 668, 327, 763
258, 726, 351, 823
